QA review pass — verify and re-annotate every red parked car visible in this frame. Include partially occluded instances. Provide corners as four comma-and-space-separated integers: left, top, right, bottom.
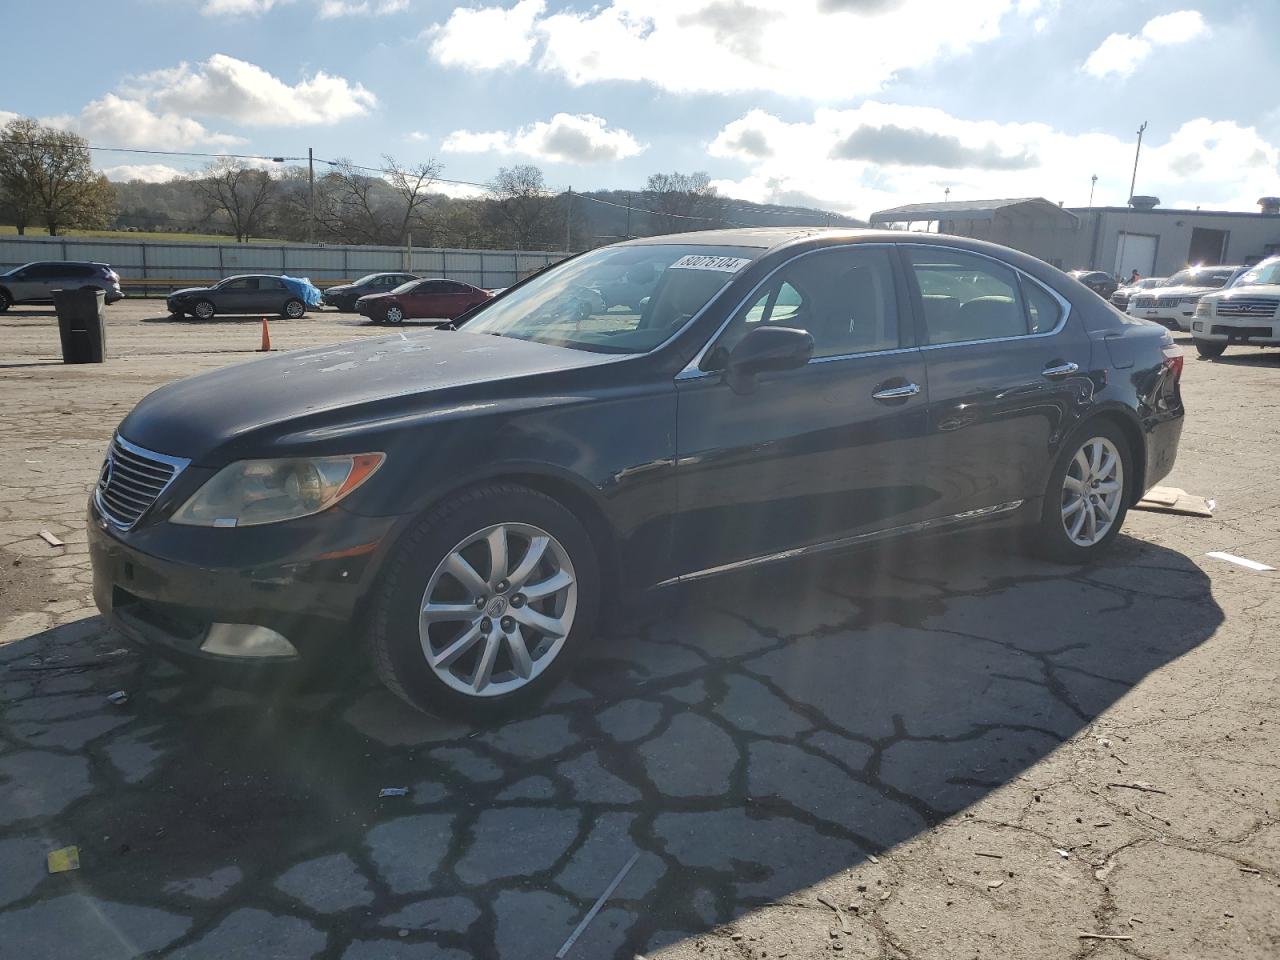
355, 278, 492, 325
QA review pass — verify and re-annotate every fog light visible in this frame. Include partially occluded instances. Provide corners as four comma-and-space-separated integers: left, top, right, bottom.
1192, 322, 1204, 332
200, 623, 298, 658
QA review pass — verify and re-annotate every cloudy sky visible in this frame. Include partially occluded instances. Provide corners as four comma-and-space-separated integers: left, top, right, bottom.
2, 0, 1277, 218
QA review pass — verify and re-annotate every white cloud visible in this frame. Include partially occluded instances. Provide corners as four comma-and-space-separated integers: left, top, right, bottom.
705, 102, 1279, 218
45, 94, 244, 150
0, 109, 20, 126
427, 0, 1044, 100
202, 0, 283, 14
125, 54, 376, 126
442, 112, 645, 163
100, 163, 186, 183
318, 0, 407, 17
405, 130, 429, 142
429, 0, 546, 70
1083, 9, 1208, 79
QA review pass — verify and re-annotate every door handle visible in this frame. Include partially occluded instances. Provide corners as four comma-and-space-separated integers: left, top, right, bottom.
1041, 361, 1079, 378
872, 382, 921, 401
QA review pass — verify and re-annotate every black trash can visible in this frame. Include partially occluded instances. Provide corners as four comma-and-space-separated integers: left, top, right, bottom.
53, 287, 107, 363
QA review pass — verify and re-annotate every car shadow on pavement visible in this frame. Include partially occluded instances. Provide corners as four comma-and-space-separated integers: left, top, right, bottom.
1201, 351, 1280, 368
0, 530, 1223, 959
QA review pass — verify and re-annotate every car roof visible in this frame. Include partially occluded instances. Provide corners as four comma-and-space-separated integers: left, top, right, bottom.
618, 226, 902, 252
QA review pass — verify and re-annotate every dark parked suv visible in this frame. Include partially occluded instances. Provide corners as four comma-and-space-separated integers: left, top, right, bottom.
322, 272, 419, 312
90, 228, 1185, 720
167, 275, 308, 320
0, 261, 123, 310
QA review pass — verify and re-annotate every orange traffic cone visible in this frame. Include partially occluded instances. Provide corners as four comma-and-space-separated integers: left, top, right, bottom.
259, 316, 271, 352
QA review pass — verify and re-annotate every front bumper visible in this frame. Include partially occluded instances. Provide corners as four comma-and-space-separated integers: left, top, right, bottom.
88, 498, 400, 670
1190, 316, 1280, 346
1129, 304, 1196, 331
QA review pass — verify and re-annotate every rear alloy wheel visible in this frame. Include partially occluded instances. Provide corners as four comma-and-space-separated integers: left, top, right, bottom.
192, 300, 215, 321
368, 484, 599, 719
384, 304, 405, 325
283, 298, 305, 319
0, 289, 12, 312
1194, 339, 1227, 359
1033, 423, 1131, 563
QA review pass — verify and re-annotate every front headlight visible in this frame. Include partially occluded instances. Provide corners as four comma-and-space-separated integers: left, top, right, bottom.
1180, 295, 1202, 305
171, 454, 384, 527
1195, 300, 1212, 318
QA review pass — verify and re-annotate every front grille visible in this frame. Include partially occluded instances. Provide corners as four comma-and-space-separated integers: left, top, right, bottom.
1155, 296, 1181, 308
1132, 295, 1155, 308
1216, 297, 1280, 319
1111, 292, 1130, 308
96, 436, 188, 529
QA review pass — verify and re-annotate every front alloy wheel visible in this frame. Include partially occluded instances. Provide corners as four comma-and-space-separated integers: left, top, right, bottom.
367, 483, 600, 719
421, 523, 577, 697
384, 305, 404, 324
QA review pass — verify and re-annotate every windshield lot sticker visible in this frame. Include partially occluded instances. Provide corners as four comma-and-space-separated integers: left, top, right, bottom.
670, 255, 752, 273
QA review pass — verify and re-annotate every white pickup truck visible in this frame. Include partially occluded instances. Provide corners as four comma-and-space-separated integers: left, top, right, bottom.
1191, 255, 1280, 358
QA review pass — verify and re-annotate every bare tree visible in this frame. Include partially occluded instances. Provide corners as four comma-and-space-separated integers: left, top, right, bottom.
0, 117, 115, 235
312, 156, 441, 246
488, 165, 557, 249
644, 171, 724, 233
189, 158, 277, 242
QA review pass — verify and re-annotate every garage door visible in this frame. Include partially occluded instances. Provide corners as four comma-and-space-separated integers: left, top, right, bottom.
1114, 233, 1158, 277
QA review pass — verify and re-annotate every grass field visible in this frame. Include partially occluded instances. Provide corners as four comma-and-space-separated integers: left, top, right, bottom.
0, 225, 283, 244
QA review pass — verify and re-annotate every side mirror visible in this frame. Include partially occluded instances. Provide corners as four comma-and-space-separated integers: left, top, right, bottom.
723, 325, 814, 393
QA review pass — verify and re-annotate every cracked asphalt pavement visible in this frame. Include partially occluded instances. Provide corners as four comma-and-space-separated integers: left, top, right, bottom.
2, 302, 1278, 959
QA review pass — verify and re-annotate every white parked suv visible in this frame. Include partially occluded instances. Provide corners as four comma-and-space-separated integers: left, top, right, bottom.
1190, 255, 1280, 358
1126, 264, 1240, 331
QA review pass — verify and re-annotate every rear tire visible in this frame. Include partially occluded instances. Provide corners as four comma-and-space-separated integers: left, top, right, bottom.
367, 483, 600, 720
283, 298, 305, 319
1032, 421, 1132, 564
1194, 339, 1226, 359
0, 289, 10, 312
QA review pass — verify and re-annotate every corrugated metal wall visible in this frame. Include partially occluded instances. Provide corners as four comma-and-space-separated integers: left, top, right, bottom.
0, 237, 567, 292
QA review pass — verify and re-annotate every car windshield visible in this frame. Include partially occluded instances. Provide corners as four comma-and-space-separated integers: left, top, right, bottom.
1231, 259, 1280, 287
355, 274, 383, 285
461, 244, 761, 354
390, 280, 419, 294
1167, 268, 1231, 288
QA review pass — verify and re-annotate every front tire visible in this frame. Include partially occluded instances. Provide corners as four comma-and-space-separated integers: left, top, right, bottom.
1194, 339, 1226, 359
1033, 422, 1131, 563
367, 483, 600, 720
192, 300, 215, 321
384, 304, 405, 325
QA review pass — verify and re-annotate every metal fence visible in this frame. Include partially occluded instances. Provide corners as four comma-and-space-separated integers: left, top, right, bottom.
0, 236, 569, 294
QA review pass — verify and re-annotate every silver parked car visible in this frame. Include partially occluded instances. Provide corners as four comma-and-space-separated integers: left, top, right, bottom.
0, 261, 124, 311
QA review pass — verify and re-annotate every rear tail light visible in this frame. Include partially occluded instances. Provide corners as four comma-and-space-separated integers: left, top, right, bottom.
1161, 339, 1184, 380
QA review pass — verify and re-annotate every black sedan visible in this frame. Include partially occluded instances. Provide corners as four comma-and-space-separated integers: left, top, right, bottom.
90, 229, 1184, 720
322, 272, 419, 312
1068, 270, 1119, 299
168, 275, 308, 320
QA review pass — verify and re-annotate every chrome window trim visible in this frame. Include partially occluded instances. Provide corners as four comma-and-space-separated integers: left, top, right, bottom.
94, 434, 191, 532
652, 499, 1025, 587
899, 242, 1072, 349
675, 241, 901, 381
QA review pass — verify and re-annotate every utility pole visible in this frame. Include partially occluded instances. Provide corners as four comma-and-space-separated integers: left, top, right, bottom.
1089, 174, 1097, 209
625, 191, 632, 239
307, 147, 315, 245
565, 187, 573, 252
1128, 122, 1147, 203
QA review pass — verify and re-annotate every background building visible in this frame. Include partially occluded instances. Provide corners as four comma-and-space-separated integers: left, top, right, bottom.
870, 197, 1280, 278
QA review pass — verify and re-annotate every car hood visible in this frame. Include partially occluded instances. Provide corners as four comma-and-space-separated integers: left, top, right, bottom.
325, 284, 356, 296
356, 291, 392, 302
117, 331, 617, 464
1203, 283, 1280, 301
170, 286, 214, 298
1143, 285, 1215, 298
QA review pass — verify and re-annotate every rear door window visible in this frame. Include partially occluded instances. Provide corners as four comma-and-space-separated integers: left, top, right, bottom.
906, 248, 1030, 344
